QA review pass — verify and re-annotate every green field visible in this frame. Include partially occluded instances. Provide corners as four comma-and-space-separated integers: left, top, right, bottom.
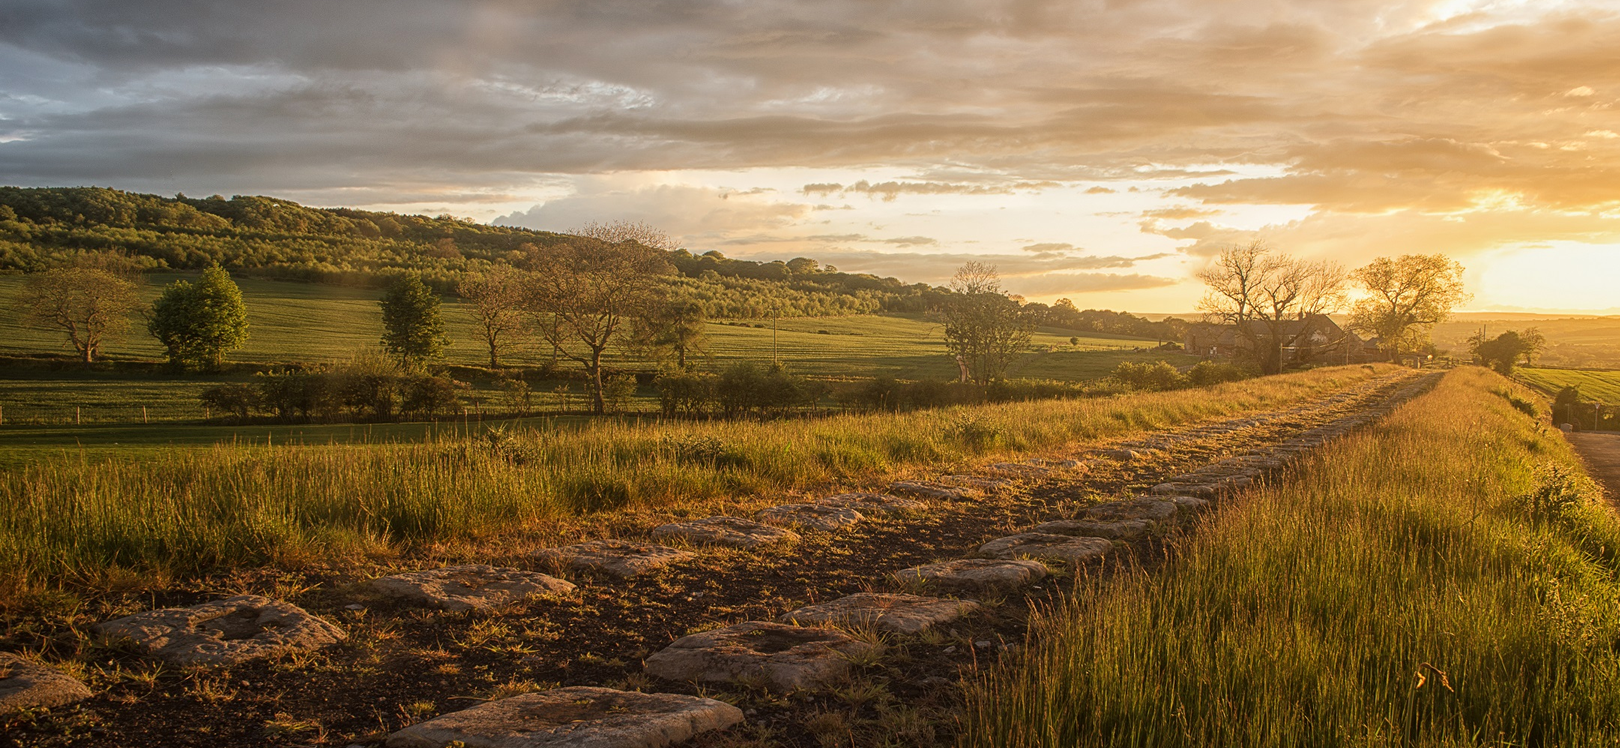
0, 273, 1163, 375
1515, 367, 1620, 404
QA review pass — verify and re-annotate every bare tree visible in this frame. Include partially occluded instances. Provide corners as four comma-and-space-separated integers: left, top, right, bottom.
458, 263, 528, 368
1348, 254, 1470, 359
1197, 241, 1347, 375
570, 220, 682, 251
524, 240, 673, 413
940, 262, 1034, 384
14, 252, 144, 364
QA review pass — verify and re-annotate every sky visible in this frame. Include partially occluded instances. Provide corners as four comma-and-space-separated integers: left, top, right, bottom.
2, 0, 1619, 313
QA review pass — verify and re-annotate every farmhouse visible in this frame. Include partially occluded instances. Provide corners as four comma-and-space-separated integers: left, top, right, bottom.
1185, 314, 1379, 365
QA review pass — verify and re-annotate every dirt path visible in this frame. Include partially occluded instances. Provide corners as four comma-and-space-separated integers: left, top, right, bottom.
1569, 431, 1620, 501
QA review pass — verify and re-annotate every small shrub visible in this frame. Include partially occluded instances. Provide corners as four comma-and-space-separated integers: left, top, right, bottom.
1185, 360, 1252, 387
498, 376, 532, 416
658, 434, 745, 467
199, 384, 259, 421
403, 375, 460, 417
946, 410, 1003, 451
602, 373, 638, 413
1112, 360, 1186, 391
1512, 463, 1599, 525
477, 425, 538, 466
655, 371, 717, 417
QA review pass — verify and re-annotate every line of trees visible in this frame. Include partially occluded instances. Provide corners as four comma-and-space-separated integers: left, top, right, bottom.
1194, 241, 1471, 374
0, 186, 941, 318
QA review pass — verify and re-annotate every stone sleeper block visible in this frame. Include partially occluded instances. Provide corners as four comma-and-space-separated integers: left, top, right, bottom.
816, 492, 927, 516
385, 686, 744, 748
1084, 498, 1179, 522
651, 517, 800, 549
755, 504, 863, 532
893, 558, 1047, 591
644, 621, 874, 691
781, 593, 980, 635
368, 565, 574, 612
0, 653, 93, 712
979, 533, 1113, 564
94, 595, 345, 666
534, 540, 696, 578
1032, 518, 1153, 540
889, 481, 973, 501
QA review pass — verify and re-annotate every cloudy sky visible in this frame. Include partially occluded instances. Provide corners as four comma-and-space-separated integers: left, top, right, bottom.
3, 0, 1619, 313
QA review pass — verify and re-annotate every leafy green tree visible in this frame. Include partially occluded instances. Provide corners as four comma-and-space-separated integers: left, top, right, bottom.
148, 264, 250, 371
379, 274, 449, 368
940, 263, 1034, 384
1349, 254, 1470, 358
1471, 330, 1534, 375
632, 298, 707, 370
14, 252, 143, 364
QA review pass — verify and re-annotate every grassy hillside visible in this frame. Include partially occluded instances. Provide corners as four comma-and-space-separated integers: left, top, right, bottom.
1517, 367, 1620, 404
0, 365, 1390, 600
965, 367, 1620, 746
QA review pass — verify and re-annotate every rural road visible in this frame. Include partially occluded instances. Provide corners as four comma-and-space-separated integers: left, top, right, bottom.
1569, 431, 1620, 500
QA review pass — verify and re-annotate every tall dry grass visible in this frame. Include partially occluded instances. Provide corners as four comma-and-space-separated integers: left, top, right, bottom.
0, 365, 1391, 600
963, 367, 1620, 747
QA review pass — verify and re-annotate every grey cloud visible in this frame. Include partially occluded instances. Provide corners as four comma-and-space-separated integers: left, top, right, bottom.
728, 247, 1176, 287
1, 0, 1617, 224
802, 179, 1058, 201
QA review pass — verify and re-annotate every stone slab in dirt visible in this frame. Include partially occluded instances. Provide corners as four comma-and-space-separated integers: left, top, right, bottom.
651, 517, 800, 549
892, 558, 1048, 591
890, 481, 974, 501
782, 593, 980, 634
1084, 498, 1180, 522
1170, 496, 1211, 513
979, 533, 1113, 564
644, 621, 874, 691
368, 565, 575, 612
534, 539, 697, 578
0, 652, 92, 712
755, 503, 863, 532
93, 595, 345, 666
1032, 518, 1153, 540
816, 492, 928, 516
385, 685, 744, 748
1095, 448, 1141, 461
